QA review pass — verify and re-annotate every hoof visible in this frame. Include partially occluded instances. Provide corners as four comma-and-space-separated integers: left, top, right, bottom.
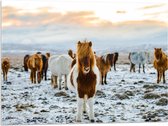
163, 80, 166, 84
53, 85, 57, 88
59, 88, 61, 90
76, 120, 81, 122
157, 80, 159, 83
83, 111, 86, 114
90, 119, 95, 123
65, 87, 68, 90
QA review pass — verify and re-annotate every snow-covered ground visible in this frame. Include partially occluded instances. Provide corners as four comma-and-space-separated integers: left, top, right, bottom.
1, 64, 168, 125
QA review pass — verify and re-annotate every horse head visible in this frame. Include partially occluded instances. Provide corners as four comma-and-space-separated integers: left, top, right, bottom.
154, 48, 162, 61
77, 41, 95, 74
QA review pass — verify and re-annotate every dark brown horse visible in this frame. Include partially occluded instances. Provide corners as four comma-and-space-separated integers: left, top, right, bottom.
113, 52, 119, 71
27, 54, 43, 84
23, 54, 30, 71
36, 52, 50, 81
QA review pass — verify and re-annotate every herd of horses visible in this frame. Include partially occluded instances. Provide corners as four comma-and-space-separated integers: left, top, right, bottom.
1, 40, 168, 122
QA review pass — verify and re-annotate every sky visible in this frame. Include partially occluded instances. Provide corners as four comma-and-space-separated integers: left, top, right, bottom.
2, 0, 168, 50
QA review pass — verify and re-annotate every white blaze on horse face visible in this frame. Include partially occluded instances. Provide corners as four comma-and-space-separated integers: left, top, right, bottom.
84, 67, 90, 74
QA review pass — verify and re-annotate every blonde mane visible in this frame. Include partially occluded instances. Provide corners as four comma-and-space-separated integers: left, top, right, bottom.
76, 41, 95, 67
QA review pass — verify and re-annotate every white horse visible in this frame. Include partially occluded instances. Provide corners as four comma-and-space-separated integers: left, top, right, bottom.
129, 51, 151, 73
48, 54, 72, 90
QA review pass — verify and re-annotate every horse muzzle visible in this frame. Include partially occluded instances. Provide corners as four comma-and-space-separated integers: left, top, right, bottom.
84, 67, 90, 74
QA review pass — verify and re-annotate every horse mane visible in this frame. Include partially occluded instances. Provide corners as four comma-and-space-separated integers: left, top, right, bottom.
77, 41, 95, 67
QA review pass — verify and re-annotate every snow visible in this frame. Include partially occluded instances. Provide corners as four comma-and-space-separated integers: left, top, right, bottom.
1, 64, 168, 125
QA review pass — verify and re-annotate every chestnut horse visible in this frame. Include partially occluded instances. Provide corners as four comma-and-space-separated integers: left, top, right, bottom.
67, 41, 100, 122
23, 54, 30, 71
153, 48, 168, 83
27, 54, 43, 84
96, 53, 114, 85
1, 58, 10, 81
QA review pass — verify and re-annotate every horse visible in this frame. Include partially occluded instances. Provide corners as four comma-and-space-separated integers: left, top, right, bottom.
1, 58, 10, 82
36, 52, 50, 80
67, 41, 100, 122
96, 53, 114, 85
23, 54, 30, 71
113, 52, 119, 71
153, 48, 168, 83
48, 54, 72, 90
128, 51, 151, 73
27, 54, 43, 84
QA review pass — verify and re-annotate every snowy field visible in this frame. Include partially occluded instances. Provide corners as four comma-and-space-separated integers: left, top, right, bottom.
1, 64, 168, 125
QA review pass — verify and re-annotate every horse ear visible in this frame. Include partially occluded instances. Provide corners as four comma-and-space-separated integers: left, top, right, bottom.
78, 41, 81, 45
159, 48, 162, 51
154, 48, 156, 50
89, 41, 92, 47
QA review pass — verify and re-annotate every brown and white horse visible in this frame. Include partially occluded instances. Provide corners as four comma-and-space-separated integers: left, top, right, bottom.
153, 48, 168, 83
1, 58, 10, 81
27, 54, 43, 84
67, 41, 100, 122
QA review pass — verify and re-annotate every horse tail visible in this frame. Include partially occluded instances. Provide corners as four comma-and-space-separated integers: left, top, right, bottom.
128, 53, 131, 60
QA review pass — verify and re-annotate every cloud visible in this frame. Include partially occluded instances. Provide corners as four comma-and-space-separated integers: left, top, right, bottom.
116, 10, 126, 14
139, 3, 166, 10
2, 6, 112, 28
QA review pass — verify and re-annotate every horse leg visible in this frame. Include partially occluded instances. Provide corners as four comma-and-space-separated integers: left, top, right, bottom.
159, 71, 163, 83
143, 64, 145, 73
101, 75, 104, 85
130, 63, 132, 72
64, 75, 68, 90
133, 64, 135, 72
114, 62, 116, 71
163, 71, 166, 84
34, 71, 36, 84
139, 64, 141, 73
45, 70, 47, 81
58, 76, 62, 90
157, 70, 159, 83
83, 99, 87, 113
76, 97, 84, 122
88, 97, 95, 122
3, 71, 5, 81
5, 70, 8, 81
30, 71, 33, 83
104, 73, 107, 84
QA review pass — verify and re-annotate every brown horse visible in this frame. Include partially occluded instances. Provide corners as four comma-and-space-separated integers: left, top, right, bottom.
1, 58, 10, 81
153, 48, 168, 83
27, 54, 43, 84
96, 53, 114, 85
23, 54, 30, 71
67, 41, 100, 122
